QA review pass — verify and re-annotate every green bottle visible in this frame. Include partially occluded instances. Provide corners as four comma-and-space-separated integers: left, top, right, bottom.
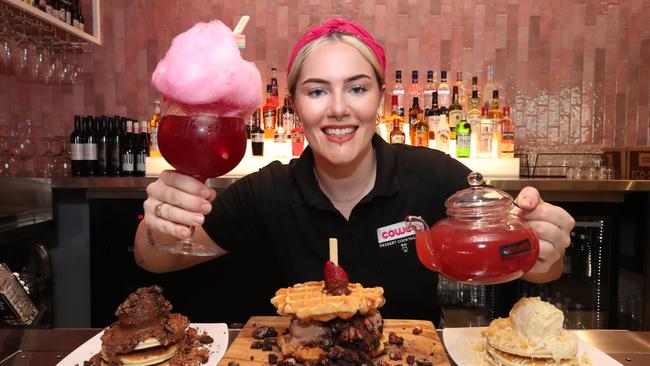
456, 113, 471, 158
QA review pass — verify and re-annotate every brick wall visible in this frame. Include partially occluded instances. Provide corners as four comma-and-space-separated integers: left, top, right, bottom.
0, 0, 648, 149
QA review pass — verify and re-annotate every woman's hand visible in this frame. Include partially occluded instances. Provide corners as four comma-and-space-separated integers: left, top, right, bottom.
143, 170, 217, 239
513, 187, 575, 280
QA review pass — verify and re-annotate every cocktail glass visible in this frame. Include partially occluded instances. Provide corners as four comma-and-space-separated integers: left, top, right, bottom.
156, 101, 247, 256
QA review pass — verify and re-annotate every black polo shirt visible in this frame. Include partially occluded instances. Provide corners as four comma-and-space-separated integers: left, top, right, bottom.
204, 134, 471, 323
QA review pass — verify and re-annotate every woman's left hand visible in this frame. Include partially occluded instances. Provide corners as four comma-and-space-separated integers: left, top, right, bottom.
512, 186, 575, 277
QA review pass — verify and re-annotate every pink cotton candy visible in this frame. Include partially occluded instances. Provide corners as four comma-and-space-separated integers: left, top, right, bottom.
151, 20, 262, 118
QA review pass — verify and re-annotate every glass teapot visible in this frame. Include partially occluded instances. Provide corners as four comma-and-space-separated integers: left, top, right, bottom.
405, 172, 539, 284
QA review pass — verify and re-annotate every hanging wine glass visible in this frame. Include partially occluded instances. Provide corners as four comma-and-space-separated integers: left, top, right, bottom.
11, 118, 36, 177
0, 17, 12, 72
52, 135, 71, 178
34, 136, 56, 177
10, 18, 32, 80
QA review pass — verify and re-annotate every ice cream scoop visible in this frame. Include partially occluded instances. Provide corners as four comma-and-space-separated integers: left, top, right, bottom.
509, 296, 564, 341
151, 20, 262, 118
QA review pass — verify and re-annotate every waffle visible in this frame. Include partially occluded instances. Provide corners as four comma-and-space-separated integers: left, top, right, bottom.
486, 317, 578, 360
270, 281, 386, 321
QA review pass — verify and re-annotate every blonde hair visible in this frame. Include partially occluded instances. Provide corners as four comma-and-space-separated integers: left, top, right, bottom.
287, 33, 385, 99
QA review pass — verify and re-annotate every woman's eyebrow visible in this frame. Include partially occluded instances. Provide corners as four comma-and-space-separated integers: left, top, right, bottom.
301, 74, 372, 85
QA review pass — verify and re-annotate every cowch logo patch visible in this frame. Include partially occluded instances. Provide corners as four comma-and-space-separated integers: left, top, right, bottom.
377, 221, 415, 252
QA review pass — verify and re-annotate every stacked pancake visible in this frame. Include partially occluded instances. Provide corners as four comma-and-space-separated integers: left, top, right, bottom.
485, 297, 589, 366
270, 261, 386, 363
89, 285, 190, 366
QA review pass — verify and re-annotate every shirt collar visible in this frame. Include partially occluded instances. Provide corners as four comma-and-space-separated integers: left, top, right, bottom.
290, 134, 399, 209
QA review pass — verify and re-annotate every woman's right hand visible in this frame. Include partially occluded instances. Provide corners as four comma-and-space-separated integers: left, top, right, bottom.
143, 170, 217, 239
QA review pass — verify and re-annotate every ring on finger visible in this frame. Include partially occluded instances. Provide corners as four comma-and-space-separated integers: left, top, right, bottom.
155, 202, 166, 218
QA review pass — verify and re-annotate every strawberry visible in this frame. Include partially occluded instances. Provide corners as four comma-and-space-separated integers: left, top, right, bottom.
324, 260, 349, 289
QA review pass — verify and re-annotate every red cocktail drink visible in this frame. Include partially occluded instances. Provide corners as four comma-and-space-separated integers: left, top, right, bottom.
158, 114, 246, 181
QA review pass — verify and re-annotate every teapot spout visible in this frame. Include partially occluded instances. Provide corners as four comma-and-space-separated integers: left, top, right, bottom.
404, 216, 440, 272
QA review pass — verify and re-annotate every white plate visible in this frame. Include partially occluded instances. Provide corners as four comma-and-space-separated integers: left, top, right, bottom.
442, 327, 623, 366
56, 323, 228, 366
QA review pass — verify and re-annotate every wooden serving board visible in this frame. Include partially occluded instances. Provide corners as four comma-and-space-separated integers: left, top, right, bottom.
218, 316, 450, 365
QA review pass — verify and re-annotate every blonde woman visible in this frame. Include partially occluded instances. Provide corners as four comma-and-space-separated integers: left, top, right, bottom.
135, 18, 574, 323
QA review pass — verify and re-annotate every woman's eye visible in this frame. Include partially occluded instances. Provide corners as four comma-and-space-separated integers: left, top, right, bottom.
308, 89, 325, 97
350, 86, 367, 94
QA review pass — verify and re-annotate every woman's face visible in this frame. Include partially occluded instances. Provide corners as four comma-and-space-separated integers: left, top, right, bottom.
292, 41, 382, 167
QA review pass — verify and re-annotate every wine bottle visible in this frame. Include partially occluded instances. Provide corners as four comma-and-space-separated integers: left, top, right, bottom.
96, 116, 108, 176
70, 115, 83, 176
82, 116, 97, 176
108, 118, 122, 176
251, 108, 264, 156
134, 121, 148, 177
121, 119, 134, 176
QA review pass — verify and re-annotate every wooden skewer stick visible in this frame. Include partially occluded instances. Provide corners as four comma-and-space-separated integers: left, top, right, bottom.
233, 15, 250, 34
329, 238, 338, 266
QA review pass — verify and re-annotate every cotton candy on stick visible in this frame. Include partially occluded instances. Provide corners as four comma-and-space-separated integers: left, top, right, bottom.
151, 19, 262, 118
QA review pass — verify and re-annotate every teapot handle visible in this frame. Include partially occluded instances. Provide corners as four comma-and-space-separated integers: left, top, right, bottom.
404, 216, 439, 272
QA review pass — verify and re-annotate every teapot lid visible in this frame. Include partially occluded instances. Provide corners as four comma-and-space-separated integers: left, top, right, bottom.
445, 172, 513, 214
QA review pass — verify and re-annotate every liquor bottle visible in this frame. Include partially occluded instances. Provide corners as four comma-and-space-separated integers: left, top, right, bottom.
483, 65, 495, 110
437, 70, 450, 108
291, 121, 305, 156
408, 70, 422, 109
425, 91, 439, 140
149, 99, 161, 157
423, 70, 436, 111
280, 92, 295, 137
392, 70, 405, 117
467, 89, 481, 119
64, 0, 72, 25
477, 116, 493, 158
251, 109, 265, 156
96, 116, 108, 176
488, 91, 502, 158
140, 120, 150, 156
455, 71, 468, 111
434, 114, 450, 154
409, 96, 422, 143
45, 0, 53, 16
456, 114, 471, 158
246, 111, 255, 139
134, 121, 147, 177
58, 0, 67, 23
468, 76, 479, 106
108, 118, 122, 176
70, 115, 83, 176
487, 90, 502, 119
70, 0, 78, 26
82, 116, 97, 176
270, 67, 279, 103
448, 86, 463, 130
273, 111, 287, 144
467, 89, 481, 153
121, 120, 134, 176
412, 104, 429, 147
262, 84, 277, 139
499, 106, 515, 158
389, 118, 405, 144
75, 0, 84, 30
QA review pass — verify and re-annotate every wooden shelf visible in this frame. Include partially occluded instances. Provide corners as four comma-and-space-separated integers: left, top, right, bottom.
1, 0, 101, 46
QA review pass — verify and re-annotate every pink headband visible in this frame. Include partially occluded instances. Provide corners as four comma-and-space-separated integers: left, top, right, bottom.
287, 18, 386, 76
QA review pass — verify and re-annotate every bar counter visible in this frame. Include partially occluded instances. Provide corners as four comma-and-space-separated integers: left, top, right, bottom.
0, 328, 648, 365
48, 176, 650, 202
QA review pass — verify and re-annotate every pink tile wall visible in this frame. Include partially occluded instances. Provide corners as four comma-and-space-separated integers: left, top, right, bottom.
1, 0, 649, 148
